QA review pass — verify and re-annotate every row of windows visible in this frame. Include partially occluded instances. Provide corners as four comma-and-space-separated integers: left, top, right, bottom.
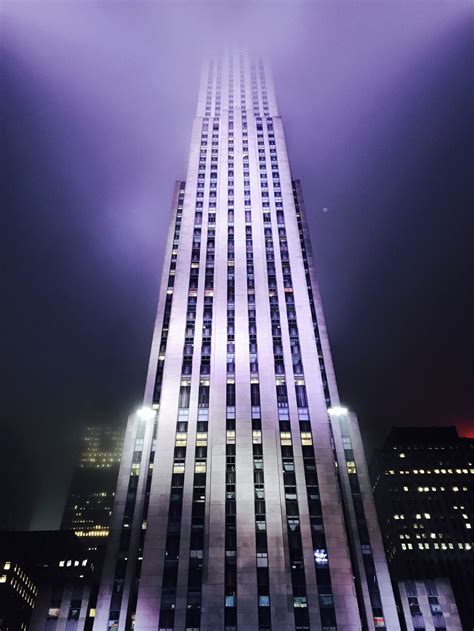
109, 184, 186, 628
224, 99, 238, 631
255, 111, 339, 631
159, 123, 215, 630
340, 419, 386, 628
241, 146, 271, 629
254, 108, 312, 631
292, 182, 330, 407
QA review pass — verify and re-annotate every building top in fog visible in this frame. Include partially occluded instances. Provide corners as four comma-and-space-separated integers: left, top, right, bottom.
61, 424, 124, 556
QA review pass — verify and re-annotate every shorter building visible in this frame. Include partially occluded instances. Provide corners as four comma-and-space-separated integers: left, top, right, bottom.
61, 424, 124, 563
398, 578, 462, 631
0, 559, 37, 631
0, 531, 96, 631
370, 427, 474, 630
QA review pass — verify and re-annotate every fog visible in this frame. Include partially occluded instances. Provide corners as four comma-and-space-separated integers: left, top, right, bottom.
2, 1, 472, 529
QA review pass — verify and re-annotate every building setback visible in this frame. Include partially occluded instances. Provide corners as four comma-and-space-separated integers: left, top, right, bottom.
93, 52, 400, 631
370, 426, 474, 630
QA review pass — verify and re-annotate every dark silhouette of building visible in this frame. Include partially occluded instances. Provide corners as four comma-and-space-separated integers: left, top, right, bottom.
370, 427, 474, 630
0, 530, 94, 630
0, 556, 37, 631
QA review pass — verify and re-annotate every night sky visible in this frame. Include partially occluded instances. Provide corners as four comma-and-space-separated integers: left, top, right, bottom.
2, 2, 473, 531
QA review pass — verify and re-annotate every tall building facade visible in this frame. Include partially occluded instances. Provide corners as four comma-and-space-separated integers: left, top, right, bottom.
94, 53, 400, 631
370, 427, 474, 630
62, 424, 125, 561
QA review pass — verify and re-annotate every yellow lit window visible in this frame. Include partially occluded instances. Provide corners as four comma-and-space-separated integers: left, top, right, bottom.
175, 433, 187, 447
131, 464, 140, 476
0, 575, 6, 583
173, 463, 185, 474
252, 431, 262, 444
196, 433, 207, 447
89, 608, 96, 617
301, 432, 312, 446
195, 463, 206, 473
280, 432, 292, 446
399, 453, 406, 458
226, 430, 235, 444
347, 461, 357, 475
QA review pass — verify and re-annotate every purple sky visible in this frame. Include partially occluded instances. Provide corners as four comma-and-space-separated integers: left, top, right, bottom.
2, 1, 473, 530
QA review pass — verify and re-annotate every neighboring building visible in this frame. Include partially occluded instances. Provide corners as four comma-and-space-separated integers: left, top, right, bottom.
93, 52, 400, 630
370, 427, 474, 630
61, 425, 124, 561
398, 579, 462, 631
0, 558, 37, 631
0, 531, 95, 631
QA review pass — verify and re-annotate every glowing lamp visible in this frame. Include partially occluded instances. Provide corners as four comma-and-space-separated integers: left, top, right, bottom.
137, 407, 155, 421
327, 406, 348, 417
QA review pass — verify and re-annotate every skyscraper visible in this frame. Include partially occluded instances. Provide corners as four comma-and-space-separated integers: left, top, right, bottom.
370, 427, 474, 629
94, 53, 400, 631
62, 425, 125, 562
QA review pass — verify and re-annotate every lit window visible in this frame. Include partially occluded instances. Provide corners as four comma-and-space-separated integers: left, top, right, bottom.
196, 433, 207, 447
301, 432, 312, 446
3, 562, 10, 570
293, 596, 307, 608
280, 432, 292, 446
347, 461, 357, 475
175, 433, 187, 447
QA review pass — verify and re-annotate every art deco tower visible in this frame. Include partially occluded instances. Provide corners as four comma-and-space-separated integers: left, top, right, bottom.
94, 53, 400, 631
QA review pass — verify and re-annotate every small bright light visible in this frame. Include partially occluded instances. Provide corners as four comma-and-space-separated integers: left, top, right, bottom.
314, 549, 328, 565
328, 406, 348, 417
137, 407, 155, 421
